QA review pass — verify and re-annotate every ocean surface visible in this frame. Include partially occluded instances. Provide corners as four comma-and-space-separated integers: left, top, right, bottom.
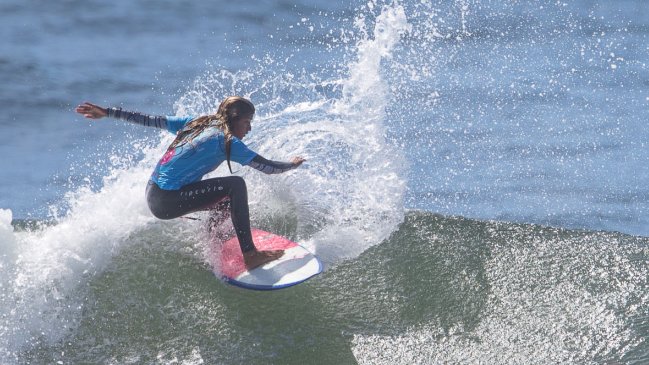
1, 0, 648, 363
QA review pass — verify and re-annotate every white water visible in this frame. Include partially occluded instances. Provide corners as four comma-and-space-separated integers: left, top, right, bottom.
0, 147, 160, 361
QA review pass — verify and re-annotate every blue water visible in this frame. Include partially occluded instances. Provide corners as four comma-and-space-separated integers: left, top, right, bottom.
1, 0, 648, 363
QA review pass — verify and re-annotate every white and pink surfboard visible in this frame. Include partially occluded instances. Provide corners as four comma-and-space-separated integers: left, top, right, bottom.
216, 228, 322, 290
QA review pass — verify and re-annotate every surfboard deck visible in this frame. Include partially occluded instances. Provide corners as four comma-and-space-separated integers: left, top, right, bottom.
214, 228, 322, 290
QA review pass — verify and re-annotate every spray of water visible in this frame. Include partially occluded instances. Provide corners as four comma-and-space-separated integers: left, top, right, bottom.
175, 3, 411, 264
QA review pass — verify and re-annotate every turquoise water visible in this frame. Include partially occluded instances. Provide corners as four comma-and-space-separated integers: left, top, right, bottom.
1, 0, 648, 363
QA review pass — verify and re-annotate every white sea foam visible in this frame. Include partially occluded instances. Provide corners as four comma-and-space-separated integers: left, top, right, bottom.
0, 143, 165, 362
299, 3, 410, 262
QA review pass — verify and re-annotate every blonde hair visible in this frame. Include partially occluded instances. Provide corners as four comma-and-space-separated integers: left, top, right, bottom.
167, 96, 255, 173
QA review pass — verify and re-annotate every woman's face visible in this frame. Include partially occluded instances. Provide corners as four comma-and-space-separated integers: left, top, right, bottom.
231, 115, 252, 139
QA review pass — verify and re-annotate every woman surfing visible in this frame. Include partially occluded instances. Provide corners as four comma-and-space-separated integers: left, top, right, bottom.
75, 96, 305, 269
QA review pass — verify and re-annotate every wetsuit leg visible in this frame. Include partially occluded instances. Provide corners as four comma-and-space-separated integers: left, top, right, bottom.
146, 177, 255, 252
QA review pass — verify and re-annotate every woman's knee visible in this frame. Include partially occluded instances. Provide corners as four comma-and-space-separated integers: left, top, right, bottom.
226, 175, 247, 192
223, 176, 248, 204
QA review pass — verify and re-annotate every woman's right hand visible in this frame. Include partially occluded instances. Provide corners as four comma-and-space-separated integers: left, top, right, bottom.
75, 102, 108, 119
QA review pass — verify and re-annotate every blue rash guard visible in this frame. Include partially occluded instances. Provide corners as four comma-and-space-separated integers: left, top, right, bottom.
151, 116, 257, 190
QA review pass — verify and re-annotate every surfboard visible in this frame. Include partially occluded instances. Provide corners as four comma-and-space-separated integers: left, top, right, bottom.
215, 228, 322, 290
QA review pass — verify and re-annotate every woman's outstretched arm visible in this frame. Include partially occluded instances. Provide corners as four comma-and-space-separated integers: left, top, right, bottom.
75, 101, 169, 129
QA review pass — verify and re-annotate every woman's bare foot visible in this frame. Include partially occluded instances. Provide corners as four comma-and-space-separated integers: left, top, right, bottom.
243, 249, 284, 270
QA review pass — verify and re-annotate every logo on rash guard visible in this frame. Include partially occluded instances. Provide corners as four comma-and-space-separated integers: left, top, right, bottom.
160, 149, 175, 165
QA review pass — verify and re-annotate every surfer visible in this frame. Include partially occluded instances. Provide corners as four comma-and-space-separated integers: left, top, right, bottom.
75, 97, 305, 269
